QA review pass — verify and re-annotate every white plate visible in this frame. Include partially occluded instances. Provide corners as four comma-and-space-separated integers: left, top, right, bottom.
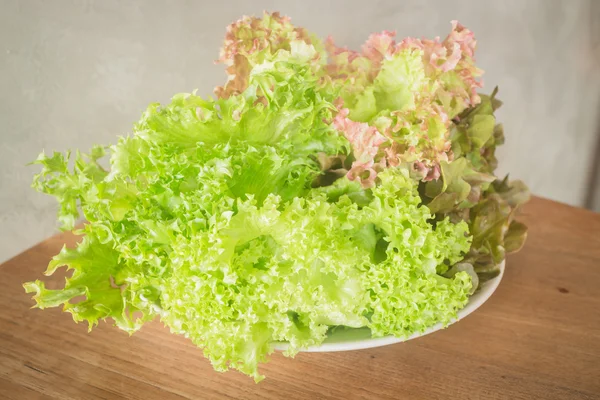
274, 260, 504, 352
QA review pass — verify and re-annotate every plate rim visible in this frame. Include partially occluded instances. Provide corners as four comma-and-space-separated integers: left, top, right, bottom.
274, 260, 505, 352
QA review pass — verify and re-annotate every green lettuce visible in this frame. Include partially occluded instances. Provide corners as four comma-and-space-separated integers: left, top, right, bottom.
25, 12, 528, 381
26, 148, 472, 381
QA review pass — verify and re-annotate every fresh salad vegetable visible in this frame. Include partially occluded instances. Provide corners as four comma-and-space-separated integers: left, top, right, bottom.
25, 12, 529, 381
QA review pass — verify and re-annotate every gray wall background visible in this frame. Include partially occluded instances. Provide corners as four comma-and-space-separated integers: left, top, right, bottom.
1, 0, 599, 263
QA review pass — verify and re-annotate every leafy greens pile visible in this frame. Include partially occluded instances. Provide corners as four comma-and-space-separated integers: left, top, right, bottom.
25, 12, 529, 381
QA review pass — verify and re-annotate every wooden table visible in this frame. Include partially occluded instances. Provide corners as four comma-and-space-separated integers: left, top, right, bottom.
1, 197, 599, 399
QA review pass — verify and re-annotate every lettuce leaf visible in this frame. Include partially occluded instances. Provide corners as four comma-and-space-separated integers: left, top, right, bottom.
215, 12, 325, 99
461, 179, 530, 284
419, 88, 529, 287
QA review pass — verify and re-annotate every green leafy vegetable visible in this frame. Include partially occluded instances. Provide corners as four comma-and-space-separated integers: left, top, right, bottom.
25, 12, 529, 381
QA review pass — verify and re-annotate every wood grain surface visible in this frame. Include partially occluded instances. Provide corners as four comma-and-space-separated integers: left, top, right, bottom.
1, 196, 599, 400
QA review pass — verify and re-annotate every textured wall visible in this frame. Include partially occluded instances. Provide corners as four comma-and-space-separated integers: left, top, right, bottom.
1, 0, 599, 263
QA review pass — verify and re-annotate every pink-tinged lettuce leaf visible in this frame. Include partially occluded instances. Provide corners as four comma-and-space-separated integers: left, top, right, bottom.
215, 12, 324, 98
360, 31, 397, 71
332, 107, 388, 187
441, 21, 483, 111
324, 36, 371, 82
396, 21, 484, 118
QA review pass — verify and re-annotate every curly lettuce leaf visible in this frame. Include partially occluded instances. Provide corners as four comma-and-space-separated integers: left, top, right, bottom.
24, 234, 150, 333
215, 12, 325, 98
30, 147, 108, 230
